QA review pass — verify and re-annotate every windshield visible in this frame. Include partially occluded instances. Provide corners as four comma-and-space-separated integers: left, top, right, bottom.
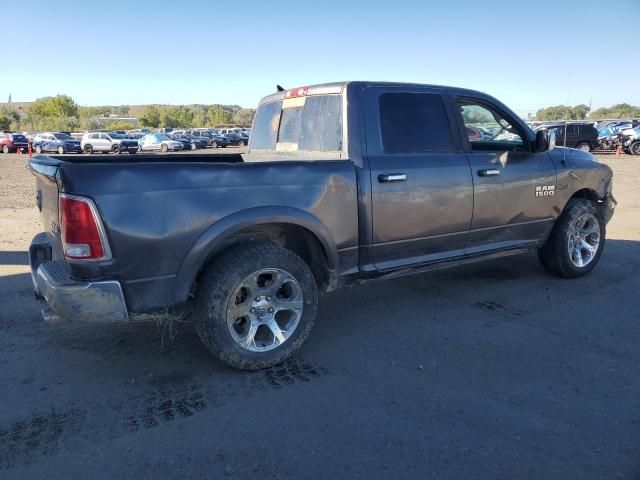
156, 134, 170, 141
54, 133, 73, 140
108, 133, 125, 139
250, 94, 342, 153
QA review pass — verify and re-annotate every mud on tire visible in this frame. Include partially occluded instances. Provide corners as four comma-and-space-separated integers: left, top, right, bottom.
538, 198, 605, 278
193, 242, 318, 370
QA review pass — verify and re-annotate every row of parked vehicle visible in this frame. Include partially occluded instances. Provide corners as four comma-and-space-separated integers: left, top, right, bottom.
0, 127, 251, 155
527, 119, 640, 154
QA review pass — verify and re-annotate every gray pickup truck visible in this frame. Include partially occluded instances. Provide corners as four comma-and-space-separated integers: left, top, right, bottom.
28, 81, 616, 370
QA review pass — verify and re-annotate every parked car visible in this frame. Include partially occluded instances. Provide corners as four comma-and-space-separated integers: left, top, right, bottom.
181, 129, 230, 148
544, 123, 598, 151
27, 81, 615, 371
138, 133, 184, 152
622, 127, 640, 155
170, 133, 207, 150
81, 132, 140, 154
32, 132, 82, 154
0, 132, 29, 153
222, 131, 248, 147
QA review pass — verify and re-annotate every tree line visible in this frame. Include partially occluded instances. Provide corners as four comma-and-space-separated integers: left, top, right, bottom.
535, 103, 640, 121
0, 94, 255, 132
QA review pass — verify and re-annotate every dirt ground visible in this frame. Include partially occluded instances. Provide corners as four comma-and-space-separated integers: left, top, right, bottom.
0, 151, 639, 479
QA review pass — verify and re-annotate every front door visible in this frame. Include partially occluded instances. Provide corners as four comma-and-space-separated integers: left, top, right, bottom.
365, 87, 474, 271
451, 96, 557, 253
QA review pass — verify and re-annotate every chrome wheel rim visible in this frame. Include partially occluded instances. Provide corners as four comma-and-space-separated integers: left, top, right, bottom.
567, 213, 600, 268
226, 268, 303, 352
577, 143, 590, 151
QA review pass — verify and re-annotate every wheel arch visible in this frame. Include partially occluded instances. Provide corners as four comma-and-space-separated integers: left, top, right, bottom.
173, 207, 339, 304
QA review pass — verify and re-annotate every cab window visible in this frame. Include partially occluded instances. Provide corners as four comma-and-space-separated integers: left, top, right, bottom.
457, 100, 525, 151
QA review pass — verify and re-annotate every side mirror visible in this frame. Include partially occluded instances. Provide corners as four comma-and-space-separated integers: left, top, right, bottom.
535, 129, 555, 152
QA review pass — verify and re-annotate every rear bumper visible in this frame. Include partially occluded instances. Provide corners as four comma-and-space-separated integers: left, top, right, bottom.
30, 233, 128, 323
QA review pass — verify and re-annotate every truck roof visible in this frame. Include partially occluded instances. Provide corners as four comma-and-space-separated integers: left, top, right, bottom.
258, 81, 492, 105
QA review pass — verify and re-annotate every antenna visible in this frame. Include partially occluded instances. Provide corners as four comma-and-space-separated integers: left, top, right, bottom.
276, 85, 285, 92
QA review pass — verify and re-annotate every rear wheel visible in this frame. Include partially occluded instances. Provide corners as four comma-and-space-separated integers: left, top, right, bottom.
211, 141, 217, 148
194, 242, 318, 370
575, 142, 591, 152
35, 145, 42, 154
631, 141, 640, 155
112, 144, 121, 154
538, 198, 605, 278
84, 144, 93, 154
2, 145, 8, 154
57, 145, 65, 154
238, 140, 245, 147
161, 143, 169, 153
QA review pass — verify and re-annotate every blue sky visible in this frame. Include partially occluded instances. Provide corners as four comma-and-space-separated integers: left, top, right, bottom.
2, 0, 639, 114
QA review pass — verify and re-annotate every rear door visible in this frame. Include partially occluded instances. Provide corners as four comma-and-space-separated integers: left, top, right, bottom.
451, 95, 557, 253
364, 86, 474, 270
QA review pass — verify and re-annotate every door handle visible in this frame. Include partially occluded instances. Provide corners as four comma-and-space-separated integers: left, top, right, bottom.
378, 173, 407, 183
477, 169, 501, 177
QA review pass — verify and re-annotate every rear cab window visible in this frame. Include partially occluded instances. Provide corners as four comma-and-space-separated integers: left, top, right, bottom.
248, 89, 344, 160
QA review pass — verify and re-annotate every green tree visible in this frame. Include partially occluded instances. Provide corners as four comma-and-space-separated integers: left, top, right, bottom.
160, 106, 194, 128
0, 114, 11, 130
572, 104, 590, 120
231, 108, 255, 126
206, 106, 232, 126
537, 104, 592, 121
590, 103, 640, 119
191, 106, 207, 128
0, 106, 20, 130
29, 95, 78, 118
139, 106, 161, 128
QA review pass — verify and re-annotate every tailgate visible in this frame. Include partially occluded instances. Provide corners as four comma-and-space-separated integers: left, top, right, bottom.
27, 156, 64, 259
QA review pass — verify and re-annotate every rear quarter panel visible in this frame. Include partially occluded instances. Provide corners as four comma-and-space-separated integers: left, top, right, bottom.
58, 160, 358, 311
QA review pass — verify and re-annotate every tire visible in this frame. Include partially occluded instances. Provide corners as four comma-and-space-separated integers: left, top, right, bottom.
112, 144, 121, 154
211, 141, 217, 149
194, 242, 318, 370
57, 145, 65, 154
631, 141, 640, 156
161, 143, 168, 153
35, 145, 42, 154
238, 140, 245, 147
84, 144, 93, 154
538, 198, 605, 278
191, 143, 196, 150
575, 142, 591, 152
2, 145, 8, 154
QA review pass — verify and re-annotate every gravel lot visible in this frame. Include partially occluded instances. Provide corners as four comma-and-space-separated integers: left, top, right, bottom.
0, 151, 639, 479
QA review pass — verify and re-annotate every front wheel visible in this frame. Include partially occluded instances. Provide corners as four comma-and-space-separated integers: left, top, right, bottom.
2, 145, 8, 154
631, 141, 640, 156
112, 144, 121, 154
238, 140, 245, 147
160, 143, 168, 153
84, 144, 93, 154
35, 145, 42, 154
194, 242, 318, 370
538, 198, 605, 278
211, 141, 217, 148
57, 145, 65, 154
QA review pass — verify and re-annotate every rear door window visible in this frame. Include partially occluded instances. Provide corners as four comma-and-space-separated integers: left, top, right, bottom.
379, 92, 453, 153
250, 94, 343, 153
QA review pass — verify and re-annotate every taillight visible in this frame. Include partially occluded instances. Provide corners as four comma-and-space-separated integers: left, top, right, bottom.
59, 194, 110, 261
285, 86, 308, 98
